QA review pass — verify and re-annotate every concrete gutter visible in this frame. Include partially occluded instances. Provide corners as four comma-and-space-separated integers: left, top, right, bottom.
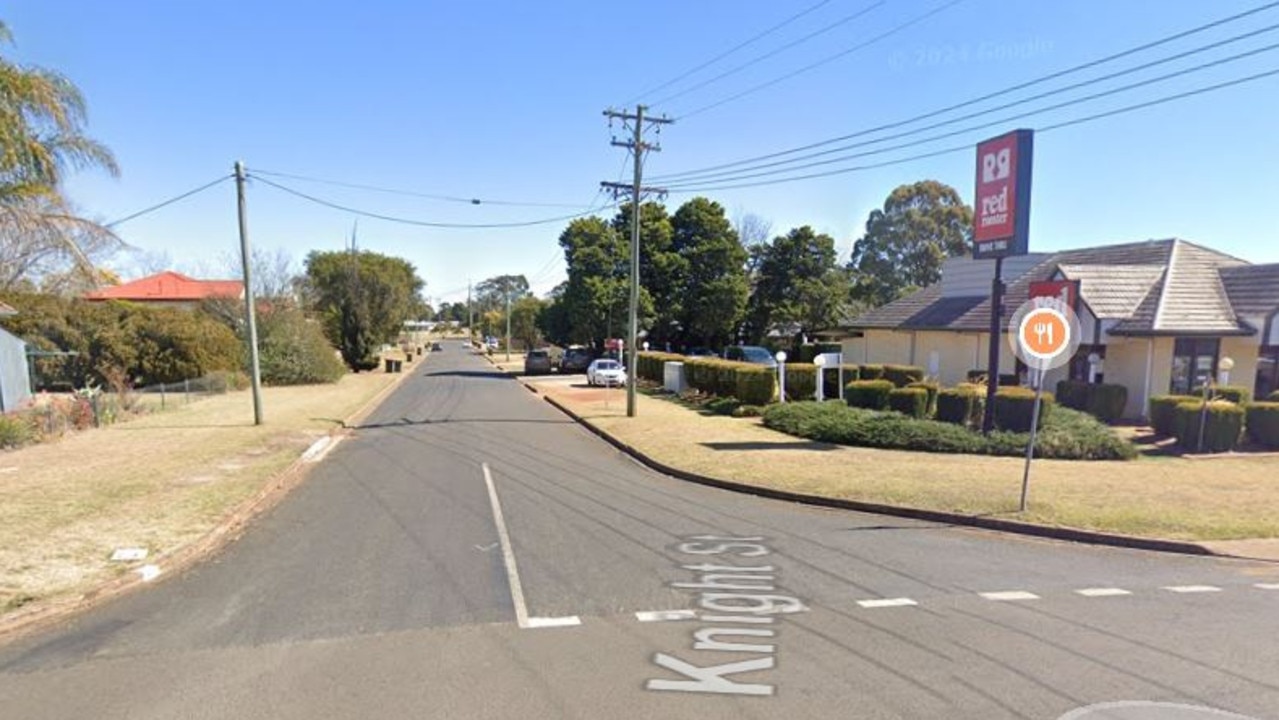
537, 391, 1277, 563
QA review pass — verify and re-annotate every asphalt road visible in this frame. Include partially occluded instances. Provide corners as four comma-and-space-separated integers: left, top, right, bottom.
2, 343, 1278, 719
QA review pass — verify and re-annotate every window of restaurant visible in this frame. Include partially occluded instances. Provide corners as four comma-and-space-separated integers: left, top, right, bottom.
1256, 346, 1279, 399
1169, 337, 1219, 395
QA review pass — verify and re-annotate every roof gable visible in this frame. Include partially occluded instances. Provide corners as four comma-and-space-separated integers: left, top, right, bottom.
84, 271, 244, 302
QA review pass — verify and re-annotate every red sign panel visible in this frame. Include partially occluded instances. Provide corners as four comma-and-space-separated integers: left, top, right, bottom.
1029, 279, 1079, 312
973, 129, 1033, 259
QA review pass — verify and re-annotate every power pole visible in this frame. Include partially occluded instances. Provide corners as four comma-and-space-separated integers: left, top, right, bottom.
601, 104, 672, 418
234, 161, 264, 425
467, 280, 473, 346
505, 289, 513, 362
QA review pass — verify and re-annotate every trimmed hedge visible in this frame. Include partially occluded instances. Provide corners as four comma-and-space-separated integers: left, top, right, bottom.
735, 366, 778, 406
992, 387, 1054, 433
936, 385, 984, 427
636, 352, 684, 383
1056, 380, 1128, 423
845, 379, 894, 410
1173, 400, 1244, 453
1213, 385, 1252, 405
907, 381, 939, 417
859, 364, 885, 381
1269, 390, 1279, 403
762, 402, 1135, 460
1245, 402, 1279, 448
883, 364, 925, 387
888, 387, 929, 418
783, 363, 817, 401
1149, 394, 1200, 436
967, 370, 1020, 386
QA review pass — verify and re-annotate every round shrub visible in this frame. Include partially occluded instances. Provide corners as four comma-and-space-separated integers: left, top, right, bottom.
1173, 400, 1244, 453
992, 387, 1054, 433
906, 381, 939, 416
859, 364, 885, 381
1245, 402, 1279, 449
0, 414, 34, 449
845, 379, 894, 410
1149, 394, 1199, 436
888, 387, 929, 418
257, 308, 347, 386
936, 385, 984, 426
883, 364, 925, 387
1056, 380, 1128, 423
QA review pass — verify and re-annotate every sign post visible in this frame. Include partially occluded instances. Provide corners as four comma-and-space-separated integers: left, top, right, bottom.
1008, 297, 1080, 512
975, 129, 1034, 434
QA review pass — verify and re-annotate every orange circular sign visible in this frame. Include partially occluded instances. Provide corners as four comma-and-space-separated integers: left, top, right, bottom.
1018, 307, 1070, 360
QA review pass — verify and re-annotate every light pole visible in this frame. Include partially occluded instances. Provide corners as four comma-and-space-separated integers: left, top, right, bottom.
776, 350, 788, 403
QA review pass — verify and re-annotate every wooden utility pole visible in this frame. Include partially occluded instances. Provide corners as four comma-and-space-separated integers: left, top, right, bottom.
234, 161, 264, 425
601, 105, 672, 418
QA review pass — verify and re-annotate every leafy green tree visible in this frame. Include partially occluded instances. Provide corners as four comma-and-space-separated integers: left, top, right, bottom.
847, 180, 972, 308
556, 216, 652, 347
612, 202, 681, 346
475, 274, 530, 314
744, 226, 846, 344
672, 197, 748, 349
510, 295, 545, 350
302, 250, 425, 370
0, 22, 121, 290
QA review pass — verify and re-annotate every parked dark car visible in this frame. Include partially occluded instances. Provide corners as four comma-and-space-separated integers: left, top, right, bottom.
724, 345, 778, 368
524, 349, 553, 375
559, 346, 595, 373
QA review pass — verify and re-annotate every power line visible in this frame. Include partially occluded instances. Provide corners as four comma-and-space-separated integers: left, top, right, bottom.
647, 1, 887, 109
660, 43, 1279, 189
675, 0, 969, 121
249, 174, 619, 229
662, 64, 1279, 194
249, 168, 588, 208
656, 25, 1279, 184
104, 175, 233, 228
620, 0, 838, 107
655, 0, 1279, 178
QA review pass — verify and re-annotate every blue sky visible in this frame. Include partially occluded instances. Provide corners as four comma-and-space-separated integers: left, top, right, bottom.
9, 1, 1279, 306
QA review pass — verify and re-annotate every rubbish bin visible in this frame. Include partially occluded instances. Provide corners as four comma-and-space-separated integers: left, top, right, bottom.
393, 359, 403, 373
385, 358, 395, 373
405, 353, 414, 364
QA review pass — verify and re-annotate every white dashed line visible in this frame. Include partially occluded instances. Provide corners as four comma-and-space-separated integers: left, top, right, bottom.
1075, 588, 1132, 598
857, 598, 918, 609
636, 610, 698, 622
1254, 583, 1279, 590
1162, 585, 1222, 593
526, 616, 582, 629
979, 591, 1040, 601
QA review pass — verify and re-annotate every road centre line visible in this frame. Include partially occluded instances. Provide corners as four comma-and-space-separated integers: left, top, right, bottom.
482, 462, 579, 630
1075, 588, 1132, 597
979, 591, 1040, 601
1163, 585, 1222, 593
1255, 583, 1279, 590
857, 598, 918, 608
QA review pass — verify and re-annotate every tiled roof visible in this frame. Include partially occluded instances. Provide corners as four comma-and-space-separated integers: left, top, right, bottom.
84, 271, 244, 302
845, 239, 1266, 336
1219, 263, 1279, 318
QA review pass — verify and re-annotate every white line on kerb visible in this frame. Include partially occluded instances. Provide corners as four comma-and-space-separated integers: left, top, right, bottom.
979, 591, 1040, 601
482, 462, 579, 630
856, 598, 918, 608
1162, 585, 1222, 593
1256, 583, 1279, 590
636, 610, 698, 622
301, 436, 340, 463
1075, 588, 1132, 597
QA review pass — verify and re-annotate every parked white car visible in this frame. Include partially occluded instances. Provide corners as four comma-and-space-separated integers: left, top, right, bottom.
586, 359, 627, 387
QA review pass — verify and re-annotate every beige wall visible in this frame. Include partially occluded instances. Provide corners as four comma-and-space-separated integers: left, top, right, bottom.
842, 330, 912, 367
1220, 335, 1260, 394
1099, 337, 1152, 419
914, 331, 983, 386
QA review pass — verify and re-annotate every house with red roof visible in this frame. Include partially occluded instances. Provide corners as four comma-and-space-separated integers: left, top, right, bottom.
84, 271, 244, 309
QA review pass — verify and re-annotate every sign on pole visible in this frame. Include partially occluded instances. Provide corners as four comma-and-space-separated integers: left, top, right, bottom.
973, 129, 1033, 260
1007, 296, 1081, 512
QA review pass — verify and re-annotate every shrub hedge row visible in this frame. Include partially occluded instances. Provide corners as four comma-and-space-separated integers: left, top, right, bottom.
1056, 380, 1128, 423
1149, 394, 1200, 436
845, 379, 894, 410
887, 387, 929, 418
1246, 402, 1279, 448
936, 384, 985, 427
1172, 401, 1246, 453
992, 387, 1054, 433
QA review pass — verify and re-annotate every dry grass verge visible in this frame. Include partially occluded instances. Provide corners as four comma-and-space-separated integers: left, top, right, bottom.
530, 382, 1279, 543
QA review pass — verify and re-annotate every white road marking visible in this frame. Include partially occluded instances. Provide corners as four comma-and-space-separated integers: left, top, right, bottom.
526, 616, 582, 628
1255, 583, 1279, 590
1162, 585, 1222, 593
1075, 588, 1132, 597
110, 547, 148, 562
301, 436, 340, 463
474, 543, 499, 552
856, 598, 918, 608
483, 463, 577, 630
137, 565, 161, 582
636, 610, 698, 622
979, 591, 1040, 601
